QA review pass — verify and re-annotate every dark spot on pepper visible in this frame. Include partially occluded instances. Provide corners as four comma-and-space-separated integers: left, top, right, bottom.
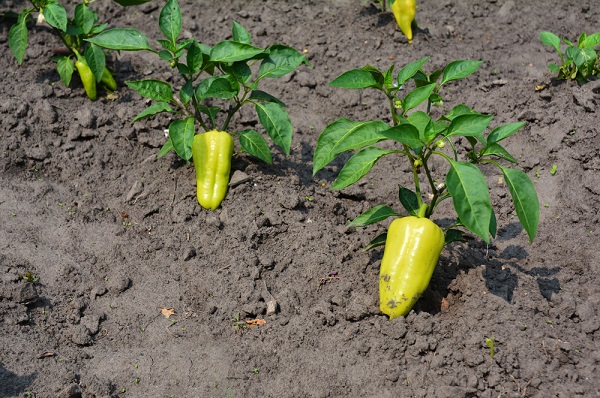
381, 274, 390, 282
387, 299, 396, 308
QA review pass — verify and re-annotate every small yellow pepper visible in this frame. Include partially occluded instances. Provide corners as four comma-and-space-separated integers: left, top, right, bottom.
390, 0, 416, 44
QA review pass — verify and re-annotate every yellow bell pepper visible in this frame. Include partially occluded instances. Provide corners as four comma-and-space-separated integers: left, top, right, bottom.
379, 213, 444, 319
192, 130, 234, 210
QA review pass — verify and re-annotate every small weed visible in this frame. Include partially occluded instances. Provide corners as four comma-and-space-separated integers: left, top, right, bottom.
22, 271, 39, 284
485, 336, 495, 359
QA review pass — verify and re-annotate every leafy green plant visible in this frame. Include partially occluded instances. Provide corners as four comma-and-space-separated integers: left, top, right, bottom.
7, 0, 147, 99
313, 58, 539, 317
540, 31, 600, 85
88, 0, 309, 208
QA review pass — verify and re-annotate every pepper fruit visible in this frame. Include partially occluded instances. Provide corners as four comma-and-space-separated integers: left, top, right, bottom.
75, 57, 97, 101
100, 68, 117, 92
192, 130, 234, 210
390, 0, 416, 44
379, 208, 444, 319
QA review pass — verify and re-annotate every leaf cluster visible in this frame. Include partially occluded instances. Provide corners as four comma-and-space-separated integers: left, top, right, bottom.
88, 0, 309, 164
313, 58, 539, 245
7, 0, 133, 91
540, 31, 600, 85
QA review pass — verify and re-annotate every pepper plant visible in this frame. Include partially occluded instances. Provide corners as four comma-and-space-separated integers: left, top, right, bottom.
87, 0, 309, 209
540, 31, 600, 85
7, 0, 147, 100
313, 58, 539, 318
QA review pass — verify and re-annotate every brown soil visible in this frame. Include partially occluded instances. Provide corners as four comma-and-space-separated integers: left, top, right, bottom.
1, 1, 599, 397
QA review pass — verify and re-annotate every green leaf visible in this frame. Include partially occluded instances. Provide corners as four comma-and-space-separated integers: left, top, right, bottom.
248, 90, 286, 107
158, 50, 173, 61
238, 129, 272, 165
397, 56, 429, 86
363, 232, 387, 251
445, 229, 465, 245
43, 2, 67, 32
402, 83, 436, 112
229, 61, 252, 84
313, 119, 389, 174
74, 3, 96, 35
398, 185, 420, 216
157, 39, 175, 52
86, 28, 152, 51
257, 45, 308, 79
186, 40, 204, 74
500, 167, 539, 242
540, 31, 561, 53
581, 33, 600, 48
489, 209, 497, 239
406, 111, 432, 148
565, 45, 579, 62
441, 60, 482, 86
89, 23, 108, 35
157, 138, 174, 158
332, 146, 395, 190
330, 69, 378, 89
378, 124, 422, 149
362, 65, 385, 87
547, 63, 560, 74
198, 105, 220, 126
132, 102, 173, 122
442, 104, 479, 121
255, 102, 293, 155
232, 20, 251, 44
84, 44, 106, 83
445, 114, 494, 143
195, 75, 239, 100
159, 0, 181, 45
209, 40, 263, 63
179, 80, 193, 105
8, 10, 30, 65
56, 56, 74, 87
169, 117, 195, 161
487, 121, 526, 143
481, 143, 518, 164
383, 64, 395, 89
446, 161, 493, 243
126, 80, 173, 102
348, 205, 399, 228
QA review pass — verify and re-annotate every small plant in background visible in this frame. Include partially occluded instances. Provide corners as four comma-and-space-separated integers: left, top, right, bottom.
88, 0, 309, 210
540, 31, 600, 85
313, 58, 539, 319
7, 0, 149, 100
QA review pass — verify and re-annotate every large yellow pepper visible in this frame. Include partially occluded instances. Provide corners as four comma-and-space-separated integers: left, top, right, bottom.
192, 130, 234, 210
379, 214, 444, 319
390, 0, 416, 44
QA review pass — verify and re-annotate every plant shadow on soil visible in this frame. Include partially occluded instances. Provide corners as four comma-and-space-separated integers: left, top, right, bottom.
0, 365, 36, 398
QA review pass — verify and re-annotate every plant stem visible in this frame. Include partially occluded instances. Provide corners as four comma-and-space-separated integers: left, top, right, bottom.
417, 203, 427, 218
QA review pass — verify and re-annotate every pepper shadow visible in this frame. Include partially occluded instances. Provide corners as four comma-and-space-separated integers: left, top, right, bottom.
0, 364, 36, 398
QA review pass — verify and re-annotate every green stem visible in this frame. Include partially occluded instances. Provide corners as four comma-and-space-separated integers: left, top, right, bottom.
417, 203, 428, 218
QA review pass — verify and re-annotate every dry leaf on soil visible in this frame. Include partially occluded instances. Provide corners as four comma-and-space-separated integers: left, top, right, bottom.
245, 319, 266, 328
160, 307, 176, 319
